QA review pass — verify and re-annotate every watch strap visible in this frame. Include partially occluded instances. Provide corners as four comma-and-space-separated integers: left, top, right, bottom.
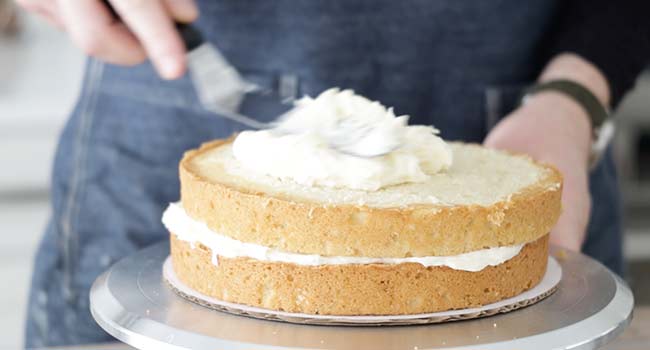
522, 79, 609, 130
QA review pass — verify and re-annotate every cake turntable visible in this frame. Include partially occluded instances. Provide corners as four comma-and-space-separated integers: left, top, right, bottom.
90, 242, 633, 350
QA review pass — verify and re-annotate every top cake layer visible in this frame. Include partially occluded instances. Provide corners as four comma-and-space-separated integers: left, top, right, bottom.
179, 138, 562, 258
194, 141, 547, 208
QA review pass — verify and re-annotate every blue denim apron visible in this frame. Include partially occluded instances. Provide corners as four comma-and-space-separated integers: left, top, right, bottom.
25, 0, 623, 347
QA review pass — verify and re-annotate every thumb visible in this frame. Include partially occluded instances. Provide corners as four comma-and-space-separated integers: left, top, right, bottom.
550, 172, 591, 251
164, 0, 199, 23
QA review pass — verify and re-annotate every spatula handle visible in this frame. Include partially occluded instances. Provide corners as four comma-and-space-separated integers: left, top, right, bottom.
102, 0, 204, 51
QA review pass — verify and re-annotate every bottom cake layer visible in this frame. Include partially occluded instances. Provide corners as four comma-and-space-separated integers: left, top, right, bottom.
170, 234, 549, 315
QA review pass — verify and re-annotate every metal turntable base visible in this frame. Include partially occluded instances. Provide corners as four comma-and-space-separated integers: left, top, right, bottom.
90, 242, 633, 350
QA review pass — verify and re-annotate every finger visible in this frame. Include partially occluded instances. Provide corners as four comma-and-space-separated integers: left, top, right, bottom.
58, 0, 146, 65
14, 0, 44, 13
110, 0, 186, 79
32, 5, 65, 29
16, 0, 64, 29
550, 174, 591, 251
550, 226, 584, 251
163, 0, 199, 23
550, 221, 584, 251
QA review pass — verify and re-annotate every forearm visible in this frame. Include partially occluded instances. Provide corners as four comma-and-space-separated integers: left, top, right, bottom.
526, 53, 611, 167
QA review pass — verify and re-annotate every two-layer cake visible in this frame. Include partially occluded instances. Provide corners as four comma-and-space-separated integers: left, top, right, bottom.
163, 89, 562, 315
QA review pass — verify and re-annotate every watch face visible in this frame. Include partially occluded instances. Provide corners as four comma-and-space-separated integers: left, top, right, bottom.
590, 119, 615, 169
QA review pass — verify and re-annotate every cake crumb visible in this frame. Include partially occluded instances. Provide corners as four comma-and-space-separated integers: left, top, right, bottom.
548, 182, 561, 191
487, 210, 505, 226
296, 293, 307, 305
493, 323, 497, 328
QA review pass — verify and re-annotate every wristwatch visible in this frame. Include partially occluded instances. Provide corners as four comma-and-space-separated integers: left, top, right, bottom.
521, 79, 614, 169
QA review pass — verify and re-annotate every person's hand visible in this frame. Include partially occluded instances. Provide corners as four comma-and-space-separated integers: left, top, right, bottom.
484, 92, 592, 251
16, 0, 198, 79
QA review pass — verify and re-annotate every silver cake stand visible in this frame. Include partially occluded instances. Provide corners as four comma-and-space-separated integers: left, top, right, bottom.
90, 242, 633, 350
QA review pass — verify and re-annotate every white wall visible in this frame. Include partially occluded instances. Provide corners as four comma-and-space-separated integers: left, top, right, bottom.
0, 10, 84, 349
0, 12, 84, 192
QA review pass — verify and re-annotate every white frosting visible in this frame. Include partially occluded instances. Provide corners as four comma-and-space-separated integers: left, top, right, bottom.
232, 88, 453, 191
163, 203, 524, 272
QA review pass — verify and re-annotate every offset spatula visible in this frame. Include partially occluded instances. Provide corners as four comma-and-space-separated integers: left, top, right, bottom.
177, 24, 267, 127
103, 1, 265, 127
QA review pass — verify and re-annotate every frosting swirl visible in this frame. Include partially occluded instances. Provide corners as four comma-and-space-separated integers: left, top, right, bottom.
232, 88, 452, 191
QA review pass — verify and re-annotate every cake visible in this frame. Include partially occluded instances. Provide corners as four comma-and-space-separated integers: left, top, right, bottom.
164, 89, 562, 316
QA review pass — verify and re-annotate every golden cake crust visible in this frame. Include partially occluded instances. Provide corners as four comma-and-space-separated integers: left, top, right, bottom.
170, 234, 549, 315
180, 138, 562, 257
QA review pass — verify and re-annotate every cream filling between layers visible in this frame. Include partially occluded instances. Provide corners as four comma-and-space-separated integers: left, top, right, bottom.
163, 203, 524, 272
